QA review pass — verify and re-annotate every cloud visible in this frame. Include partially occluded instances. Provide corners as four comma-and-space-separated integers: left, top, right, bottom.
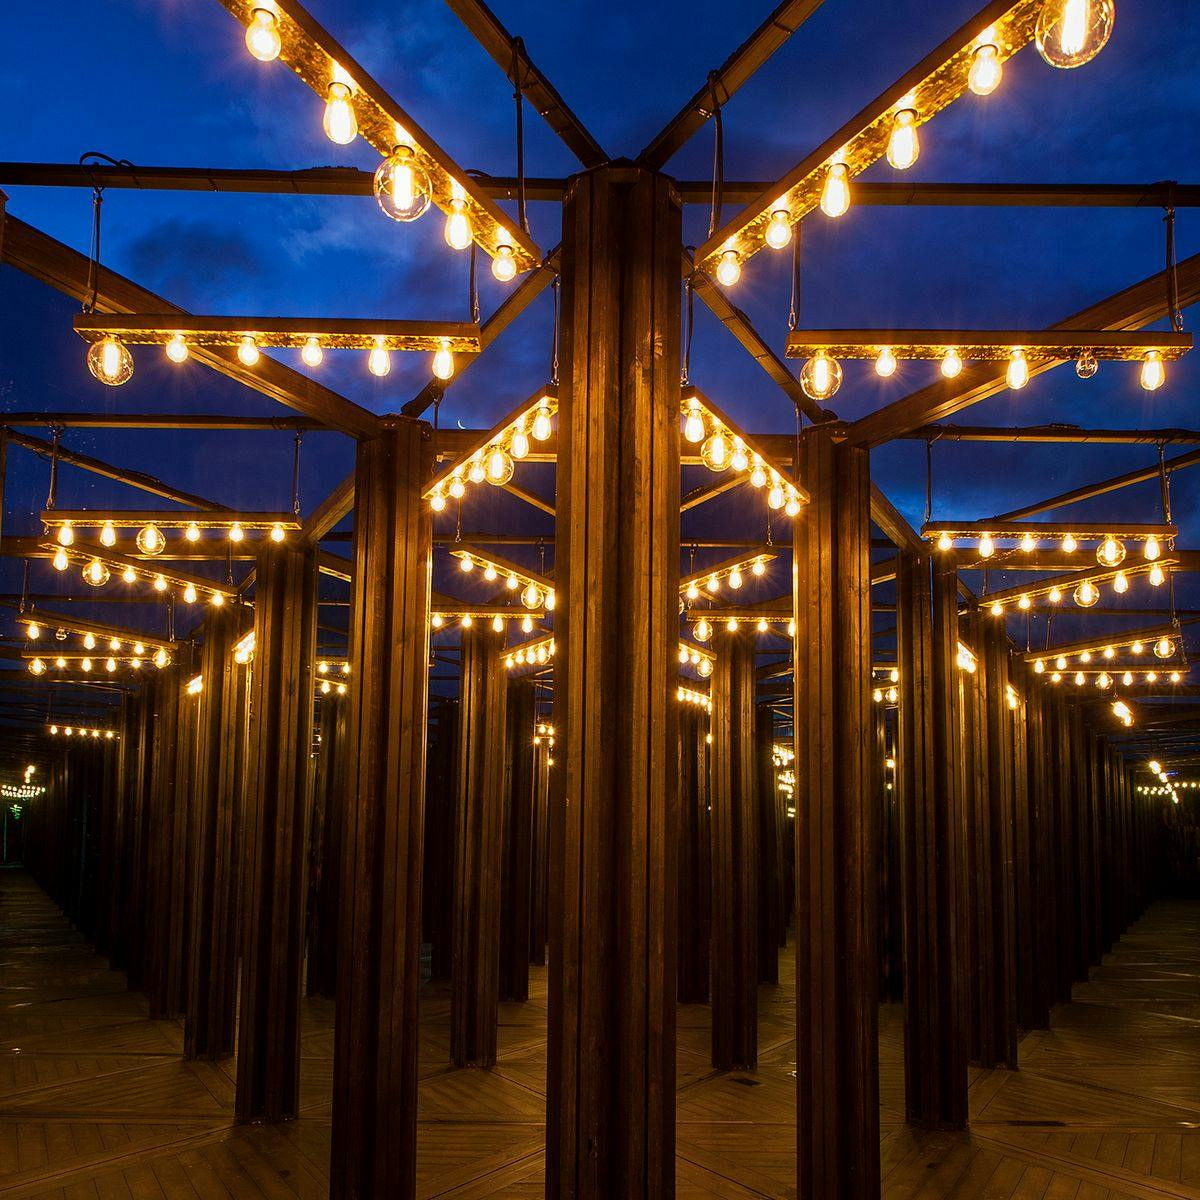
122, 218, 270, 307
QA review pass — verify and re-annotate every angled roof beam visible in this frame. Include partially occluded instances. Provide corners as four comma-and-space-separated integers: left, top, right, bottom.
1, 215, 380, 439
637, 0, 825, 169
846, 252, 1200, 448
443, 0, 607, 168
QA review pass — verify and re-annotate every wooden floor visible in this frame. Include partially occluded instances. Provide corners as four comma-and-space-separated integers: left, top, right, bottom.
3, 868, 1200, 1198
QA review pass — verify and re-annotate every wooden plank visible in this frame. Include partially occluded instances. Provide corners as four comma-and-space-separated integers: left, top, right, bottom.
785, 330, 1191, 360
499, 680, 536, 1003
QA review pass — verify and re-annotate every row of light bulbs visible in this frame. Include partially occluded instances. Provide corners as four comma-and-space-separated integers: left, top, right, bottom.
29, 649, 171, 675
678, 686, 712, 712
24, 621, 166, 658
690, 615, 797, 643
714, 0, 1115, 286
987, 569, 1164, 615
51, 548, 232, 607
54, 520, 286, 552
683, 556, 771, 600
85, 332, 458, 388
48, 724, 118, 740
504, 638, 556, 670
938, 531, 1163, 564
1040, 668, 1182, 687
429, 403, 555, 510
1144, 761, 1178, 802
1032, 636, 1177, 673
455, 553, 555, 610
240, 11, 524, 281
2, 783, 43, 800
432, 612, 538, 634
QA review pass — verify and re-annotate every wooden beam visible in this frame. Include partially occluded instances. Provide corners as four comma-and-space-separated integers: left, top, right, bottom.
0, 215, 380, 438
847, 252, 1200, 447
901, 424, 1200, 445
637, 0, 825, 169
3, 412, 325, 431
786, 329, 1191, 361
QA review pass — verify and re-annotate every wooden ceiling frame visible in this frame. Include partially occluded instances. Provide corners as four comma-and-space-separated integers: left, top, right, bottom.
42, 542, 242, 604
14, 608, 178, 654
786, 330, 1192, 362
979, 558, 1177, 610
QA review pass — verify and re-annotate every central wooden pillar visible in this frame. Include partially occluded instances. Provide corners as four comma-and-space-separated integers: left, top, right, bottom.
549, 165, 681, 1199
793, 427, 879, 1199
451, 622, 507, 1067
676, 705, 711, 1005
500, 679, 537, 1003
236, 541, 317, 1123
710, 627, 758, 1070
330, 419, 432, 1200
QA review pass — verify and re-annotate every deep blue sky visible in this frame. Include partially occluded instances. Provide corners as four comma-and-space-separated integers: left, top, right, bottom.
1, 0, 1199, 658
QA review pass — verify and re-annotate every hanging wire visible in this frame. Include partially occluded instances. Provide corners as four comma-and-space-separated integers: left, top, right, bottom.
432, 393, 443, 482
19, 561, 29, 615
681, 271, 696, 385
78, 153, 131, 313
550, 276, 561, 386
787, 222, 802, 332
511, 37, 529, 235
291, 432, 303, 516
706, 71, 724, 239
468, 242, 480, 324
454, 495, 463, 544
537, 537, 546, 576
1165, 189, 1184, 333
1159, 442, 1173, 527
45, 426, 62, 511
924, 436, 935, 526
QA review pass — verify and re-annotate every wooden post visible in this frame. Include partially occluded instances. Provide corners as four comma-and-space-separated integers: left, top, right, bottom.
119, 687, 153, 984
424, 700, 458, 982
793, 427, 880, 1196
756, 704, 785, 987
307, 691, 347, 999
897, 551, 968, 1130
548, 165, 680, 1199
677, 704, 711, 1004
184, 606, 244, 1060
451, 622, 507, 1066
329, 420, 431, 1200
711, 626, 758, 1070
236, 542, 317, 1123
500, 679, 537, 1003
529, 735, 550, 968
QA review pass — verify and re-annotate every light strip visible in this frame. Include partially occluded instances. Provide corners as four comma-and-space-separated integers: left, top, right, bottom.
786, 330, 1191, 361
677, 686, 712, 713
448, 548, 555, 611
1023, 624, 1182, 665
44, 542, 239, 606
20, 614, 176, 655
25, 651, 171, 676
504, 635, 556, 672
681, 552, 777, 600
981, 559, 1175, 613
686, 612, 795, 640
47, 724, 119, 740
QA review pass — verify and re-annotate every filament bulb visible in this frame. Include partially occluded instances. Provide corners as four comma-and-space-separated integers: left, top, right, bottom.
444, 199, 473, 250
492, 237, 518, 283
531, 405, 553, 442
87, 337, 133, 386
373, 144, 431, 222
83, 633, 96, 651
245, 8, 282, 61
765, 208, 792, 250
301, 337, 323, 368
683, 401, 706, 444
1062, 532, 1077, 553
1035, 0, 1114, 69
886, 109, 919, 170
1006, 349, 1029, 390
1076, 351, 1098, 379
715, 250, 741, 287
978, 533, 995, 559
700, 432, 730, 471
100, 521, 117, 548
432, 342, 455, 381
1155, 636, 1174, 659
122, 565, 137, 584
368, 339, 391, 378
1112, 570, 1128, 594
485, 447, 514, 485
968, 43, 1003, 95
237, 336, 260, 367
165, 334, 189, 364
820, 162, 850, 218
875, 347, 897, 378
1096, 535, 1125, 566
941, 348, 963, 379
323, 80, 357, 145
183, 583, 198, 605
511, 430, 530, 460
936, 532, 953, 551
57, 523, 74, 547
1140, 351, 1165, 392
800, 352, 842, 401
1149, 562, 1165, 586
1144, 535, 1161, 561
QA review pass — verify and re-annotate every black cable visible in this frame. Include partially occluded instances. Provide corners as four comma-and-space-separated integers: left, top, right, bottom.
45, 427, 62, 511
706, 71, 724, 239
787, 222, 801, 331
550, 276, 560, 386
924, 437, 934, 525
291, 432, 303, 516
512, 38, 529, 235
681, 273, 695, 385
1165, 189, 1184, 333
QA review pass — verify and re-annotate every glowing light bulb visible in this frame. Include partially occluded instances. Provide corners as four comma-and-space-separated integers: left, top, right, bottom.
373, 144, 431, 222
448, 476, 466, 500
886, 109, 919, 170
1140, 351, 1165, 392
521, 583, 542, 609
29, 658, 45, 676
785, 493, 802, 517
1062, 532, 1077, 553
1155, 636, 1174, 659
492, 238, 517, 283
1080, 650, 1092, 663
212, 591, 225, 608
153, 574, 167, 592
323, 80, 357, 145
765, 209, 792, 250
55, 522, 78, 549
726, 617, 738, 633
1074, 580, 1099, 607
1113, 571, 1129, 594
237, 336, 260, 367
83, 558, 109, 587
941, 348, 962, 379
757, 619, 769, 634
800, 352, 842, 400
468, 458, 486, 485
875, 347, 897, 378
715, 251, 741, 287
683, 402, 705, 444
1103, 645, 1115, 659
1034, 659, 1045, 674
368, 339, 391, 378
229, 523, 245, 543
1006, 349, 1029, 390
1035, 0, 1114, 69
707, 573, 720, 593
1132, 641, 1144, 654
990, 600, 1003, 617
122, 565, 137, 584
444, 199, 472, 250
431, 614, 444, 630
183, 583, 198, 604
532, 405, 553, 442
83, 633, 96, 651
936, 532, 953, 552
686, 580, 699, 601
968, 42, 1003, 95
511, 430, 530, 460
1123, 672, 1133, 686
81, 658, 92, 673
270, 523, 285, 543
1097, 535, 1125, 566
301, 337, 323, 368
106, 657, 117, 673
729, 568, 742, 590
506, 573, 518, 592
432, 342, 455, 381
767, 483, 785, 510
460, 555, 474, 573
978, 533, 995, 559
1149, 562, 1165, 587
750, 461, 767, 489
1019, 532, 1037, 553
245, 8, 282, 61
87, 337, 133, 386
485, 447, 514, 485
52, 548, 69, 572
26, 622, 39, 640
1074, 672, 1084, 686
165, 334, 188, 364
820, 162, 850, 218
545, 590, 556, 611
154, 647, 168, 668
700, 432, 730, 471
1145, 536, 1161, 561
492, 615, 504, 633
1018, 593, 1031, 610
694, 620, 710, 643
99, 520, 117, 548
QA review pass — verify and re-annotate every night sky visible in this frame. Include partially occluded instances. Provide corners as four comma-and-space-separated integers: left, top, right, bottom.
1, 0, 1199, 669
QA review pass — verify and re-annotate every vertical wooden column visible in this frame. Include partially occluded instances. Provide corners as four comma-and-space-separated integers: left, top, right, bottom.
423, 700, 459, 982
451, 623, 507, 1066
549, 165, 680, 1200
793, 427, 879, 1196
677, 704, 711, 1004
529, 738, 550, 968
756, 704, 785, 987
307, 691, 347, 999
500, 679, 537, 1003
1011, 663, 1046, 1030
185, 606, 243, 1060
896, 551, 968, 1130
329, 419, 431, 1200
710, 627, 759, 1070
236, 542, 317, 1124
119, 686, 153, 983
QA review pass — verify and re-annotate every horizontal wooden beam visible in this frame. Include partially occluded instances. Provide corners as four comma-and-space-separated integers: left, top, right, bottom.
926, 519, 1176, 541
42, 541, 242, 602
9, 605, 178, 652
901, 424, 1200, 445
847, 251, 1200, 447
980, 558, 1175, 609
41, 510, 300, 532
1, 215, 380, 438
1021, 622, 1180, 663
3, 412, 324, 431
786, 329, 1192, 361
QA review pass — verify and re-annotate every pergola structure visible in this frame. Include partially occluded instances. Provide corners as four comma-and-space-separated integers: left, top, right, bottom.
1, 1, 1198, 1198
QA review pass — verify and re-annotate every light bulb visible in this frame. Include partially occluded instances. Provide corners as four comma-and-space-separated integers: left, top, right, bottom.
81, 658, 92, 673
109, 637, 120, 651
990, 600, 1003, 617
1132, 641, 1144, 654
1035, 0, 1114, 69
979, 533, 995, 559
1146, 670, 1157, 683
1076, 351, 1098, 379
511, 430, 530, 460
52, 548, 68, 572
468, 458, 486, 485
1103, 645, 1115, 659
99, 521, 117, 548
1171, 671, 1182, 684
936, 532, 953, 551
1097, 535, 1125, 566
545, 590, 556, 611
700, 432, 730, 471
1019, 532, 1036, 553
1080, 650, 1092, 663
1074, 580, 1099, 607
1074, 672, 1084, 686
237, 336, 260, 366
707, 573, 720, 593
757, 619, 769, 633
29, 658, 45, 676
26, 622, 39, 640
968, 43, 1003, 95
153, 574, 167, 592
531, 405, 553, 441
800, 352, 842, 400
430, 491, 446, 513
444, 199, 472, 250
87, 337, 133, 386
1034, 659, 1045, 674
83, 633, 96, 651
229, 522, 244, 543
941, 348, 963, 379
686, 580, 699, 601
323, 80, 357, 145
1149, 562, 1165, 587
106, 657, 117, 673
1018, 593, 1031, 610
1062, 533, 1077, 553
431, 614, 444, 629
183, 583, 198, 604
767, 483, 785, 510
521, 583, 542, 610
56, 523, 74, 547
432, 342, 455, 380
1144, 536, 1161, 561
785, 493, 802, 517
875, 347, 897, 378
886, 109, 919, 170
245, 8, 282, 61
83, 558, 109, 587
56, 657, 66, 669
715, 250, 741, 287
750, 462, 767, 488
154, 648, 168, 668
373, 144, 431, 222
122, 565, 137, 584
765, 208, 792, 250
1155, 636, 1174, 659
729, 567, 742, 590
726, 617, 738, 633
270, 523, 285, 543
683, 403, 706, 444
492, 241, 518, 283
165, 334, 189, 364
492, 615, 504, 633
1123, 672, 1133, 686
459, 555, 474, 573
1006, 349, 1029, 390
820, 162, 850, 218
368, 340, 391, 377
521, 615, 533, 634
1140, 351, 1165, 392
301, 337, 323, 368
485, 447, 515, 485
448, 476, 466, 500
